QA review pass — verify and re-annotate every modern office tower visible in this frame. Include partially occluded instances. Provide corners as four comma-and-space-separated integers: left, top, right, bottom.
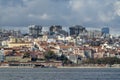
101, 27, 109, 35
49, 25, 62, 33
87, 30, 102, 38
69, 25, 87, 36
29, 25, 42, 38
101, 27, 110, 38
9, 30, 22, 37
49, 25, 68, 36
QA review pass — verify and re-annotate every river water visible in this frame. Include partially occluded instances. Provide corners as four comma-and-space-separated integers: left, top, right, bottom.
0, 68, 120, 80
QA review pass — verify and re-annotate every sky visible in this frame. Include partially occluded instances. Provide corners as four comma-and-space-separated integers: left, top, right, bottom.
0, 0, 120, 35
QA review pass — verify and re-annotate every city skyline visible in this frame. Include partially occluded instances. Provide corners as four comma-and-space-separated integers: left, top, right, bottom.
0, 25, 119, 36
0, 0, 120, 35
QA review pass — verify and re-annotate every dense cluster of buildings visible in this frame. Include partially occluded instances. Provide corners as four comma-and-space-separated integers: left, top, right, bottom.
0, 25, 119, 67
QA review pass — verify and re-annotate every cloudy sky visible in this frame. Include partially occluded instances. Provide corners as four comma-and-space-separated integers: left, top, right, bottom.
0, 0, 120, 34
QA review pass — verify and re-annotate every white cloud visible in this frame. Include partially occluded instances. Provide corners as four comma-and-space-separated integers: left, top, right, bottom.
83, 17, 92, 22
69, 0, 83, 11
40, 13, 50, 20
114, 1, 120, 16
28, 13, 51, 20
98, 12, 115, 22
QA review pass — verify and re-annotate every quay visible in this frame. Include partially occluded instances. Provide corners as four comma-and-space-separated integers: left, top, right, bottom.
0, 61, 62, 68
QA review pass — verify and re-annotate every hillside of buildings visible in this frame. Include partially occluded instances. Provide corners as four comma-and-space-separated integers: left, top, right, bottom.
0, 25, 120, 67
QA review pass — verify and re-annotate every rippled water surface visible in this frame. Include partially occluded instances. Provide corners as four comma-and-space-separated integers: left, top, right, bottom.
0, 68, 120, 80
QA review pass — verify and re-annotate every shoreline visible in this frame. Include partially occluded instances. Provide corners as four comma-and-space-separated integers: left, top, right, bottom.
1, 63, 120, 68
58, 66, 120, 68
0, 66, 120, 68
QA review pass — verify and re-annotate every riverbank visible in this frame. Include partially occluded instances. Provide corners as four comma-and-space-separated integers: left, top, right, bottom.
58, 64, 120, 68
0, 66, 120, 68
58, 66, 120, 68
1, 62, 120, 68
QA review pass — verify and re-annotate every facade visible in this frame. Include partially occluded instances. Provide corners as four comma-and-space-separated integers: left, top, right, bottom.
8, 42, 32, 48
9, 30, 22, 37
0, 49, 4, 62
84, 49, 93, 58
49, 25, 68, 36
29, 25, 42, 38
87, 30, 102, 38
101, 27, 109, 35
69, 25, 87, 36
49, 25, 62, 33
8, 36, 32, 48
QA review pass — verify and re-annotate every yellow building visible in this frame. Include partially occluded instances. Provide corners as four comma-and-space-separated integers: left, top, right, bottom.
8, 42, 32, 48
42, 35, 48, 41
8, 36, 32, 48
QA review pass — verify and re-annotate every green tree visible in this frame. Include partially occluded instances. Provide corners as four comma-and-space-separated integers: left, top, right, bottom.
23, 52, 30, 58
44, 50, 57, 61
